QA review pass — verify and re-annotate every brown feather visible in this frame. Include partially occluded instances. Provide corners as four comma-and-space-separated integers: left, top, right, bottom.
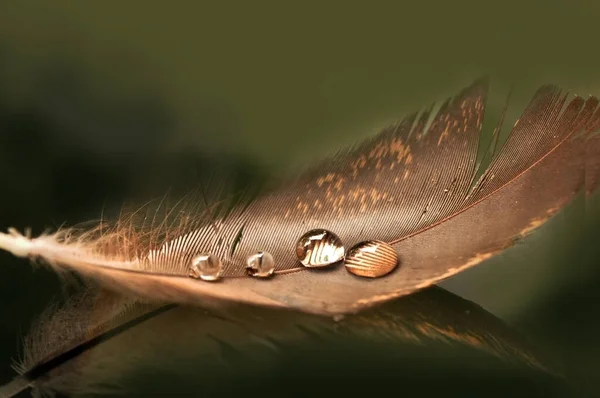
0, 79, 597, 315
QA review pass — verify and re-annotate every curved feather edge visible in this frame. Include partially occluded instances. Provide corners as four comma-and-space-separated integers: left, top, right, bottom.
0, 80, 598, 315
0, 286, 561, 397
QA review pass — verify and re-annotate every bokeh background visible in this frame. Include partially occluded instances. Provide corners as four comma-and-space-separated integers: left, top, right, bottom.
0, 1, 599, 396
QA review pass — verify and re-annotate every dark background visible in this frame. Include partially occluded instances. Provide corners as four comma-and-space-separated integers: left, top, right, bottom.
0, 2, 599, 397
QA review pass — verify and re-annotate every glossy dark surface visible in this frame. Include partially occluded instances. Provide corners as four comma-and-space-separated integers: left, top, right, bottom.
0, 2, 599, 396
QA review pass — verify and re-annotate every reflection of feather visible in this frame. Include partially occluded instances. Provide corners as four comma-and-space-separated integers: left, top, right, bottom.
0, 286, 562, 397
0, 289, 166, 398
0, 79, 598, 315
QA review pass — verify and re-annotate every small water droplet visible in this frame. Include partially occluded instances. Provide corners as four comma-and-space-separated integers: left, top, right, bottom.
296, 229, 345, 268
246, 251, 275, 278
345, 240, 399, 278
189, 253, 222, 281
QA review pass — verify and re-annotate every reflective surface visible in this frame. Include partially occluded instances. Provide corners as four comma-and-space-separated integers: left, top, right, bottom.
188, 253, 222, 281
246, 251, 275, 278
0, 1, 599, 396
345, 240, 399, 278
295, 229, 345, 268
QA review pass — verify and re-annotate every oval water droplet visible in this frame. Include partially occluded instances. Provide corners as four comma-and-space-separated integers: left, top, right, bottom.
246, 251, 275, 278
295, 229, 345, 268
344, 240, 399, 278
189, 253, 222, 281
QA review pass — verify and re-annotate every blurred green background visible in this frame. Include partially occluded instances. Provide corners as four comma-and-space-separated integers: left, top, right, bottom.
0, 1, 598, 396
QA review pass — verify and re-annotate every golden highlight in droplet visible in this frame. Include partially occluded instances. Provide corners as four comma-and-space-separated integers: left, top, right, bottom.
344, 240, 399, 278
295, 229, 345, 268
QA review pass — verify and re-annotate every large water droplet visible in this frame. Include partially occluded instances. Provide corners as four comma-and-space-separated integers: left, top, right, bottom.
295, 229, 345, 268
189, 253, 222, 281
246, 251, 275, 278
344, 240, 399, 278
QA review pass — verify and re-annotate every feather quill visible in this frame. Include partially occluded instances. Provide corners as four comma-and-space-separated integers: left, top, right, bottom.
0, 79, 598, 315
0, 286, 562, 397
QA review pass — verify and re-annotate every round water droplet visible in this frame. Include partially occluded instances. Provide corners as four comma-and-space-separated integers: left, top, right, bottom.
189, 253, 222, 281
295, 229, 345, 268
344, 240, 399, 278
246, 251, 275, 278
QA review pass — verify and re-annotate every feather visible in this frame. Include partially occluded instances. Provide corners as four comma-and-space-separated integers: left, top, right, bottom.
0, 286, 562, 397
586, 115, 600, 196
0, 288, 168, 398
0, 79, 598, 315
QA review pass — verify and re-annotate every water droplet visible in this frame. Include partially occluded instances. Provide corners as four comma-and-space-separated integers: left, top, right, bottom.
246, 251, 275, 278
189, 253, 222, 281
344, 240, 399, 278
444, 188, 449, 193
295, 229, 345, 268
